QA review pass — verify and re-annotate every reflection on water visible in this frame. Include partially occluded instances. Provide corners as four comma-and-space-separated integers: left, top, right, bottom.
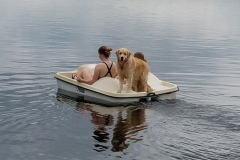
76, 102, 113, 152
111, 107, 147, 152
55, 92, 240, 159
74, 101, 147, 152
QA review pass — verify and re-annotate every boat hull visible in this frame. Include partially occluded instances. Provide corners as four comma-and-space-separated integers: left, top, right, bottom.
56, 78, 147, 106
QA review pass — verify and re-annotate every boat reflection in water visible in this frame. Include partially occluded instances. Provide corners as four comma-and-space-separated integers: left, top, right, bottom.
75, 102, 147, 152
57, 89, 147, 152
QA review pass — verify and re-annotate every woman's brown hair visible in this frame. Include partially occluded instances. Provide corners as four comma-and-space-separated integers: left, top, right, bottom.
98, 46, 112, 58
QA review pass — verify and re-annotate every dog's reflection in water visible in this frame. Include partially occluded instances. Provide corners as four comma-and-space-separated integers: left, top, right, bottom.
76, 102, 147, 152
111, 107, 147, 152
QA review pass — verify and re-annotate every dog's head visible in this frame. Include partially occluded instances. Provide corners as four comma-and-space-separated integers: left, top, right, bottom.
115, 48, 131, 63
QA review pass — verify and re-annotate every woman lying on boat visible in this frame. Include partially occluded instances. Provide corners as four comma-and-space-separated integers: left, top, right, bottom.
72, 46, 118, 85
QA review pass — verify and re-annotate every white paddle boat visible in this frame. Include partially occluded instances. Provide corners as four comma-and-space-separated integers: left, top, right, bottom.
55, 64, 178, 106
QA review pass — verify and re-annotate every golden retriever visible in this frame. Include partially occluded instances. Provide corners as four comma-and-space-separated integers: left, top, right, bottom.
116, 48, 150, 93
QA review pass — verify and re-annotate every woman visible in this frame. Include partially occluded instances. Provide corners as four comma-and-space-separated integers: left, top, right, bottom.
72, 46, 118, 85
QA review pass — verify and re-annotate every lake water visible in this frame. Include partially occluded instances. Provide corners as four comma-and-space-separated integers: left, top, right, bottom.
0, 0, 240, 159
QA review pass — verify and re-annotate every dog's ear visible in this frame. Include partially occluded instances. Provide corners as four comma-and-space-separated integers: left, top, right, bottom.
115, 50, 119, 55
127, 50, 131, 57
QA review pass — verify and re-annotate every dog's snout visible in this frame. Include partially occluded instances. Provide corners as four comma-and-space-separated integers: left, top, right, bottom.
120, 57, 124, 61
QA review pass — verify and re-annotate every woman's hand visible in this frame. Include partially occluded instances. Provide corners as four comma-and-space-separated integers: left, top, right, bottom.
72, 73, 83, 82
72, 73, 77, 79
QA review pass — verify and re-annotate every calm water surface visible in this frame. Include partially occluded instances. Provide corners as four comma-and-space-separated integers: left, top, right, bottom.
0, 0, 240, 159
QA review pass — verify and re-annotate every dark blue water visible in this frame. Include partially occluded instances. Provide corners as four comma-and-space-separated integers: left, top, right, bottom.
1, 0, 240, 159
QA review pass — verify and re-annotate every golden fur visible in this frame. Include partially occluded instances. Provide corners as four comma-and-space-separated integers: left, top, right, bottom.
116, 48, 150, 93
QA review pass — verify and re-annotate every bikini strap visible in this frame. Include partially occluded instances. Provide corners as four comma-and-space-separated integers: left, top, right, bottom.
103, 62, 113, 77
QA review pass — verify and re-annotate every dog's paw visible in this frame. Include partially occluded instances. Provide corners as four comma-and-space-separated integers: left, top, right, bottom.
126, 90, 131, 93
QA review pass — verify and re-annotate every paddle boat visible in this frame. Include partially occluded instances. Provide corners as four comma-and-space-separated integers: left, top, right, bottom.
55, 64, 178, 106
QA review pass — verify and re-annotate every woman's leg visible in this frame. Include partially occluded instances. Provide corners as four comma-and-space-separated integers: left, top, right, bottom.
79, 69, 92, 80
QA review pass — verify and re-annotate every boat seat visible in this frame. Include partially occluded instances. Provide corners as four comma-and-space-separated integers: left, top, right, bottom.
93, 77, 120, 92
93, 77, 138, 93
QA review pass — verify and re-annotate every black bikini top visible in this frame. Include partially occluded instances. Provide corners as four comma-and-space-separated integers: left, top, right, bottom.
99, 62, 113, 79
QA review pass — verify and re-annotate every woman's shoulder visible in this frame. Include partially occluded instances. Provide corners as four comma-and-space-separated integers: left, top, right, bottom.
96, 62, 105, 67
95, 62, 107, 70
